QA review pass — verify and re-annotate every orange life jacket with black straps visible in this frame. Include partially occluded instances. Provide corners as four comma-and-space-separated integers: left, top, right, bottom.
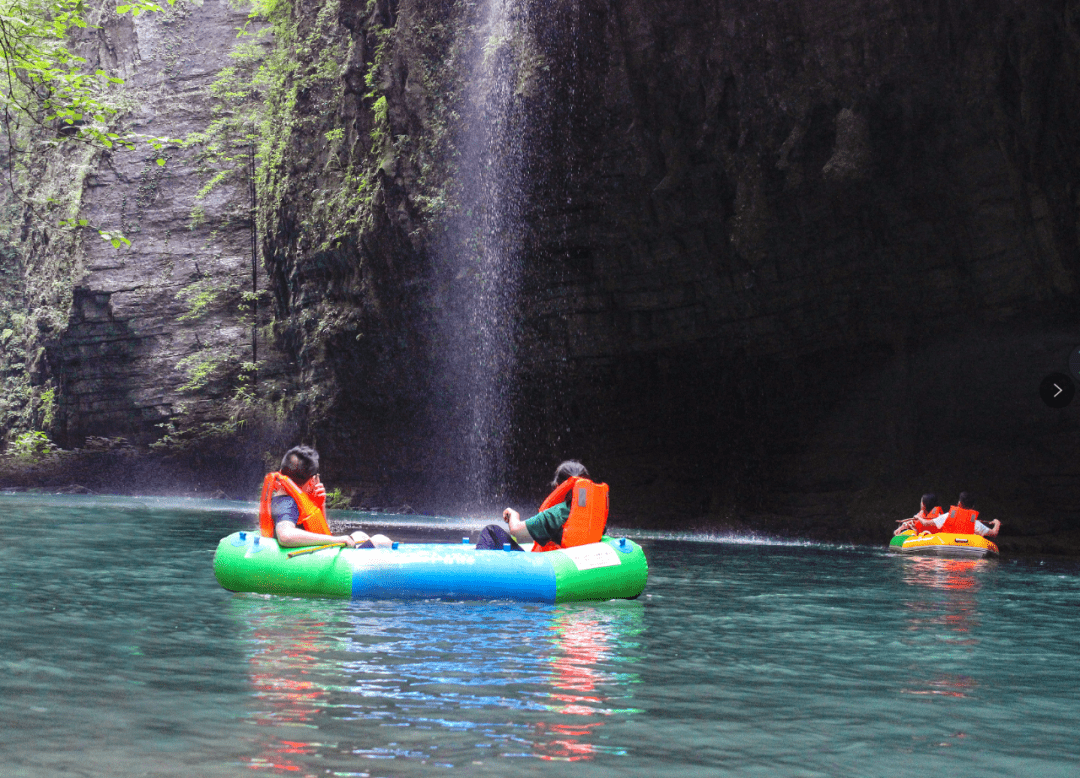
939, 505, 979, 535
530, 476, 609, 552
258, 472, 330, 538
908, 506, 943, 533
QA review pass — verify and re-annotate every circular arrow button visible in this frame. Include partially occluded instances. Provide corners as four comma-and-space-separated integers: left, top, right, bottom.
1069, 346, 1080, 382
1040, 373, 1075, 408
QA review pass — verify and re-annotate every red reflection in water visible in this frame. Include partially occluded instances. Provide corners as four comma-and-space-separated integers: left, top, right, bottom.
533, 721, 604, 761
903, 675, 977, 698
532, 609, 624, 761
903, 557, 983, 593
900, 557, 984, 701
236, 600, 641, 769
245, 615, 329, 776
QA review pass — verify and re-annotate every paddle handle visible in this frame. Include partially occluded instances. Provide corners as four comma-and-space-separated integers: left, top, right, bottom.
287, 542, 347, 558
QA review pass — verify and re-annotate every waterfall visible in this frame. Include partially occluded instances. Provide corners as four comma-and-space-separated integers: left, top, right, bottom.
433, 0, 535, 511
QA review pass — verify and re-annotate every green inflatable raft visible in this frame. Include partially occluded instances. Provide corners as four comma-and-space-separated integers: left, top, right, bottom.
214, 532, 649, 603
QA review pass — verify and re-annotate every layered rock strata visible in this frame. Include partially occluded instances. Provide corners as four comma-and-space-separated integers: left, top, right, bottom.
41, 1, 282, 452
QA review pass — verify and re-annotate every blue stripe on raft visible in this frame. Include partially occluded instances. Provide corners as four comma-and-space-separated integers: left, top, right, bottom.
349, 544, 558, 602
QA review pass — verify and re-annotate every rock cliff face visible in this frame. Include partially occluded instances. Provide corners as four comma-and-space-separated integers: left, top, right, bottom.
24, 1, 287, 474
255, 0, 1080, 544
490, 0, 1080, 541
9, 0, 1080, 547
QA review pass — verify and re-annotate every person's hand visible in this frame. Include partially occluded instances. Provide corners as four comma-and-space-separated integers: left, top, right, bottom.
338, 534, 358, 548
503, 508, 519, 525
302, 474, 327, 510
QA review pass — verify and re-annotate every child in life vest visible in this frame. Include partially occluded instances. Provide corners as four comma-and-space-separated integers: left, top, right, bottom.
895, 493, 943, 535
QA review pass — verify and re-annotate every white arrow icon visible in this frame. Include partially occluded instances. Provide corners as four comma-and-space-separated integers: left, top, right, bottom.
1054, 383, 1064, 398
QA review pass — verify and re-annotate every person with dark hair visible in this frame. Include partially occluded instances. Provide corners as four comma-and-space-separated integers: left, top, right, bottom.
475, 460, 609, 551
895, 493, 943, 535
900, 491, 1001, 538
258, 445, 391, 549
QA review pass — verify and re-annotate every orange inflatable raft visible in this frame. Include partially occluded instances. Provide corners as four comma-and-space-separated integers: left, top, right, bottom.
890, 529, 998, 558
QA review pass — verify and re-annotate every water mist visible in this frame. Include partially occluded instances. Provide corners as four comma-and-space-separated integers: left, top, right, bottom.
433, 0, 537, 511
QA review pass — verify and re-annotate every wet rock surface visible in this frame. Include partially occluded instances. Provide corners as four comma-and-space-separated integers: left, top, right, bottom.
10, 0, 1080, 553
41, 1, 284, 447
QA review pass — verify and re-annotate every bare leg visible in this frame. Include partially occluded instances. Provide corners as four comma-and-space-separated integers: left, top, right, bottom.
350, 530, 392, 548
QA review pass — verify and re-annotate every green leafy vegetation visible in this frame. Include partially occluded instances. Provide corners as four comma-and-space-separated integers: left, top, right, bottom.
0, 0, 177, 248
1, 0, 129, 149
7, 430, 58, 462
175, 275, 241, 322
38, 387, 55, 428
0, 0, 180, 449
324, 487, 350, 510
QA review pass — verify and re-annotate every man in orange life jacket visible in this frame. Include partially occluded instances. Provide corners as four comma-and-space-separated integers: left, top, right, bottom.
901, 492, 1001, 538
475, 460, 605, 551
261, 445, 392, 548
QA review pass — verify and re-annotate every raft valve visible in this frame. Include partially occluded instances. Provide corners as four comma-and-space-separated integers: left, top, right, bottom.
392, 542, 399, 550
503, 543, 511, 551
462, 537, 470, 544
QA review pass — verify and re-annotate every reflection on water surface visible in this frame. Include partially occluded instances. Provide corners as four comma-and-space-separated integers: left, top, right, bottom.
235, 595, 644, 772
2, 495, 1079, 778
899, 556, 986, 701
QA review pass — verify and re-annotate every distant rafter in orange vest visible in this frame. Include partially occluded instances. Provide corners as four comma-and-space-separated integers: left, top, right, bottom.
914, 506, 944, 524
940, 505, 979, 535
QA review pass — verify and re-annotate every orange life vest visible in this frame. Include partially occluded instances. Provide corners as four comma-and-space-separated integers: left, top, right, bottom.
258, 472, 330, 538
909, 506, 943, 532
915, 503, 941, 522
530, 476, 609, 552
939, 505, 979, 535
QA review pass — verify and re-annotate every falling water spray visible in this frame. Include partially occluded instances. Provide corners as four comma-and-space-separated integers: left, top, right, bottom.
434, 0, 536, 510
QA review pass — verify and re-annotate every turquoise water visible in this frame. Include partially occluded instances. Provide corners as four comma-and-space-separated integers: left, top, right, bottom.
2, 494, 1078, 777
